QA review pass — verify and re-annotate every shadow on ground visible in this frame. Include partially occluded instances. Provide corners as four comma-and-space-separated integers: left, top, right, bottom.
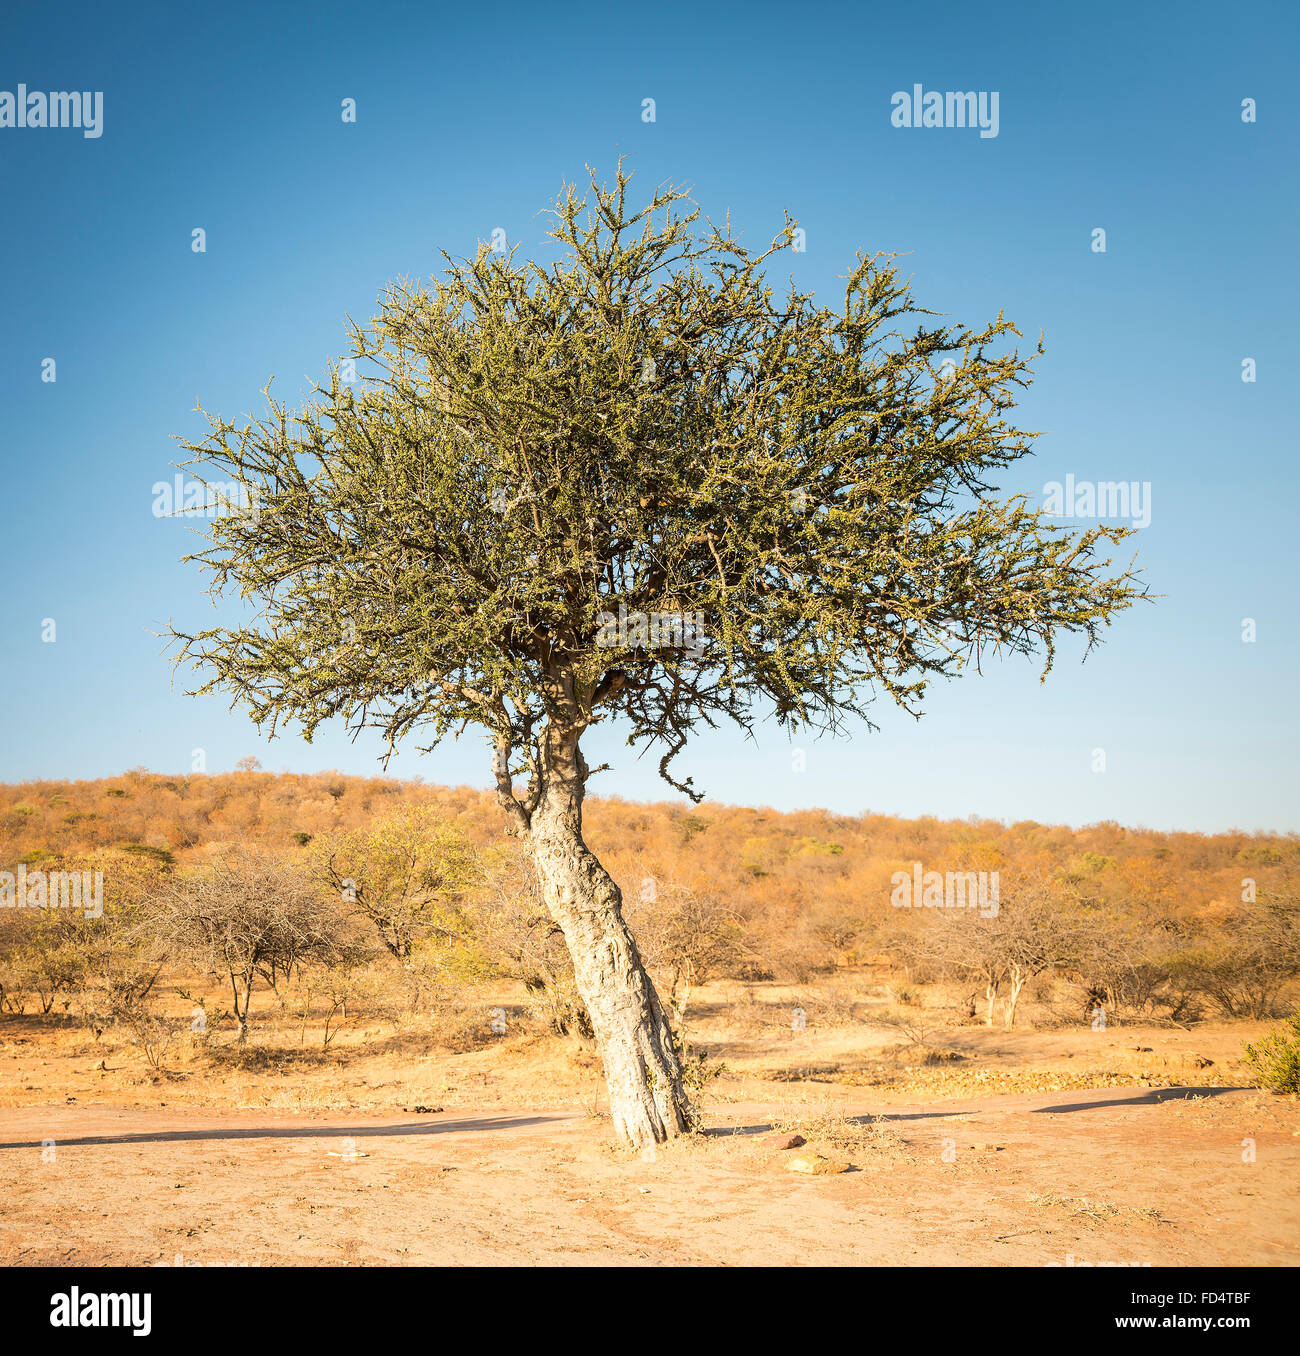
704, 1085, 1247, 1138
0, 1113, 567, 1151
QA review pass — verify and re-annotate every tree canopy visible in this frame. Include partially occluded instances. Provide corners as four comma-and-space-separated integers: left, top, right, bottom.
172, 163, 1146, 823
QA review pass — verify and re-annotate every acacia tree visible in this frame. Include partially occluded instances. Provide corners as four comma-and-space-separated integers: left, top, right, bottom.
170, 166, 1146, 1145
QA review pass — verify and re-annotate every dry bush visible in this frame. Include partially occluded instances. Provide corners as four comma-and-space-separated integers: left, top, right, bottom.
875, 1006, 944, 1049
1174, 890, 1300, 1020
146, 846, 361, 1042
3, 773, 1299, 1041
787, 982, 867, 1028
628, 880, 746, 1020
768, 1106, 911, 1157
877, 1043, 965, 1065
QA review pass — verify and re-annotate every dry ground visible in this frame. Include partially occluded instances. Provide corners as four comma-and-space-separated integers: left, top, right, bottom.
1, 981, 1297, 1267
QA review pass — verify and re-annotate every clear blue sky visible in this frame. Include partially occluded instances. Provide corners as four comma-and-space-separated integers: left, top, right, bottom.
2, 0, 1296, 832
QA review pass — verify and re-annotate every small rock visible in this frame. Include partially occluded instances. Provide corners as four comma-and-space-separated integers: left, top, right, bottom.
786, 1152, 850, 1175
763, 1133, 806, 1150
968, 1143, 1005, 1152
93, 1059, 107, 1071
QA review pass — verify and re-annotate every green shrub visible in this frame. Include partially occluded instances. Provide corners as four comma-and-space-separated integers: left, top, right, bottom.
1244, 1006, 1300, 1094
117, 843, 176, 867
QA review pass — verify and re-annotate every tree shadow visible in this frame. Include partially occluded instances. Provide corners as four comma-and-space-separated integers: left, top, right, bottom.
0, 1112, 567, 1152
1028, 1085, 1243, 1115
702, 1085, 1247, 1139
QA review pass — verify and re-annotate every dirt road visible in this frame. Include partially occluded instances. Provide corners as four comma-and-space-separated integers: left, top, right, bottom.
2, 1085, 1295, 1267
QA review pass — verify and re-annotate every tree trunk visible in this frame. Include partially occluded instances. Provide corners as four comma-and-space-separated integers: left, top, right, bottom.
673, 967, 693, 1024
232, 973, 250, 1044
527, 724, 693, 1147
984, 979, 999, 1027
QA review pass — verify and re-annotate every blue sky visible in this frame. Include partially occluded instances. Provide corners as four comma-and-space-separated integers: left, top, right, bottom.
1, 0, 1297, 832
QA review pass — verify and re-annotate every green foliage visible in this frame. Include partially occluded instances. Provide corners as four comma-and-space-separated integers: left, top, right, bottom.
677, 814, 709, 843
316, 807, 481, 960
794, 836, 845, 857
405, 915, 499, 989
116, 842, 176, 867
171, 164, 1146, 813
1244, 1006, 1300, 1094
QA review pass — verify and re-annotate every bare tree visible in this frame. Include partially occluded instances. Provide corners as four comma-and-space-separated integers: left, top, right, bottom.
908, 877, 1090, 1028
630, 883, 744, 1021
149, 847, 356, 1043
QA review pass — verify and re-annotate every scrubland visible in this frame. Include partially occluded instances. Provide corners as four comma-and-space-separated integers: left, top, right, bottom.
1, 770, 1296, 1266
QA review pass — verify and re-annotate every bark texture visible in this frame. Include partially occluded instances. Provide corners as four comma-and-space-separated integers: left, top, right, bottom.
526, 724, 693, 1147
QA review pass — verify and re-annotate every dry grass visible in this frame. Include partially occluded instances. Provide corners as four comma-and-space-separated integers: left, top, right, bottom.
1026, 1191, 1168, 1225
767, 1104, 913, 1158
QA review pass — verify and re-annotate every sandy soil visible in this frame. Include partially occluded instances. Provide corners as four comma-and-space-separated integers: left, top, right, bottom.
2, 995, 1297, 1267
1, 1083, 1296, 1267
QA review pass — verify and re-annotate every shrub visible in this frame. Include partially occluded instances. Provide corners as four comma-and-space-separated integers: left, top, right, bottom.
1244, 1006, 1300, 1095
315, 808, 481, 961
1178, 895, 1300, 1019
117, 842, 176, 867
147, 847, 361, 1042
